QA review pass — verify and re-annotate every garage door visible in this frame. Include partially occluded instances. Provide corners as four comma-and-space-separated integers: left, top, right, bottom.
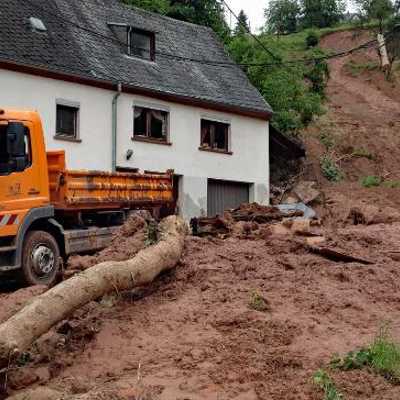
207, 179, 250, 217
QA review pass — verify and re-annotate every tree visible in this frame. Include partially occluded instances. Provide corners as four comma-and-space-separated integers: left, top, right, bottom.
301, 0, 346, 28
354, 0, 395, 31
265, 0, 301, 35
122, 0, 230, 42
233, 10, 250, 36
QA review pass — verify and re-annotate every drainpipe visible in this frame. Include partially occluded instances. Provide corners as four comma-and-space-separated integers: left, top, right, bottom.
111, 82, 122, 172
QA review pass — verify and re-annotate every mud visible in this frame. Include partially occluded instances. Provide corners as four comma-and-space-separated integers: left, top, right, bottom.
67, 213, 149, 271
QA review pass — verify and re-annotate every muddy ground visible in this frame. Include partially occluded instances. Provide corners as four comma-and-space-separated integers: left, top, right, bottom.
1, 30, 400, 400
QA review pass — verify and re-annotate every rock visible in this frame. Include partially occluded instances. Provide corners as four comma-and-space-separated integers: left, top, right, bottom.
7, 387, 62, 400
291, 219, 311, 234
7, 368, 39, 390
293, 181, 320, 204
306, 236, 326, 246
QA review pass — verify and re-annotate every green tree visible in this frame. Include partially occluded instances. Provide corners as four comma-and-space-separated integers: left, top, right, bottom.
233, 10, 250, 36
301, 0, 346, 28
265, 0, 301, 34
122, 0, 171, 14
354, 0, 395, 31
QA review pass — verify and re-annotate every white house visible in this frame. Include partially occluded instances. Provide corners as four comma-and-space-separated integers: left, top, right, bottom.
0, 0, 272, 220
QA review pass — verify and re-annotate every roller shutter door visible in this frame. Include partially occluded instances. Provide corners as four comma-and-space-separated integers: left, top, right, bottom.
207, 179, 250, 217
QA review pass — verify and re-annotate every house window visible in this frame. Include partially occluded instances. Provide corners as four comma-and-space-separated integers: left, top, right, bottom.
200, 119, 230, 152
56, 103, 79, 140
128, 29, 155, 61
133, 106, 169, 142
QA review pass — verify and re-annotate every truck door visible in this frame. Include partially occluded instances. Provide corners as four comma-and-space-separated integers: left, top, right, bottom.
0, 121, 42, 237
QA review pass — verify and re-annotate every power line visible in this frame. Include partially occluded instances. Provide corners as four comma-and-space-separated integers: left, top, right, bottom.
12, 0, 396, 71
219, 0, 281, 62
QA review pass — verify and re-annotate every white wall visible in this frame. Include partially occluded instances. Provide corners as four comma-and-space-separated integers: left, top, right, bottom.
0, 69, 269, 219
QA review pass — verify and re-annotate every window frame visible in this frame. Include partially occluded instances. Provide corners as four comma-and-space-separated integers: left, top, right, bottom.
132, 104, 171, 145
55, 100, 81, 142
199, 118, 232, 155
127, 27, 155, 62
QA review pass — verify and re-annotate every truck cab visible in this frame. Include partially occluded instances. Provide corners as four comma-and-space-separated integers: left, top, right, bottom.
0, 109, 57, 285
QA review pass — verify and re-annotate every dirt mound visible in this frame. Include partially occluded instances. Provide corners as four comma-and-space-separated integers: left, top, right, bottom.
67, 213, 149, 272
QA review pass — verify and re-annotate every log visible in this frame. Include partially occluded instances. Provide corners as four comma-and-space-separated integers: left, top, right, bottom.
0, 216, 187, 369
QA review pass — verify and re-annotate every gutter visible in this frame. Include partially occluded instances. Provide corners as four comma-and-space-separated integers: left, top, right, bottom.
111, 82, 122, 172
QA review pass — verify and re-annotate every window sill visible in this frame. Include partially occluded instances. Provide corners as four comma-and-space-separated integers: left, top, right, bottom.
198, 147, 233, 155
131, 136, 172, 146
54, 135, 82, 143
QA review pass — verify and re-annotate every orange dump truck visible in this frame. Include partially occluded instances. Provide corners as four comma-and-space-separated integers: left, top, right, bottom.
0, 109, 174, 286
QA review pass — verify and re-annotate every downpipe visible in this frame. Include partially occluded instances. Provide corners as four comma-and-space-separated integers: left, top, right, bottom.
111, 83, 122, 172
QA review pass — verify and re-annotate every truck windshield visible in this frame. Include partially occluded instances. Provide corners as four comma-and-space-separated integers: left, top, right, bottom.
0, 125, 10, 175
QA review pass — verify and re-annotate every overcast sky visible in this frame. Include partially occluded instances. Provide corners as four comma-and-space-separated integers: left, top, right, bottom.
225, 0, 354, 33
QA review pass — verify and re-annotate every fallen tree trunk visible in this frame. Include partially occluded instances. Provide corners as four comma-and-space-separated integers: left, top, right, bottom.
0, 216, 186, 369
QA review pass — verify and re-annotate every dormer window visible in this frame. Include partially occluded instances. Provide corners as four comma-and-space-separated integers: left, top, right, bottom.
128, 28, 155, 61
108, 23, 156, 61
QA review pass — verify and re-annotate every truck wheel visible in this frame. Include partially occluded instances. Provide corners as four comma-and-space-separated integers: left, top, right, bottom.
20, 231, 61, 287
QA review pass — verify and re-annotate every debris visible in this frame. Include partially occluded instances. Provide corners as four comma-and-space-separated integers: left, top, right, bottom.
293, 181, 320, 204
0, 216, 187, 369
190, 216, 230, 237
306, 245, 374, 265
230, 203, 301, 223
277, 203, 317, 219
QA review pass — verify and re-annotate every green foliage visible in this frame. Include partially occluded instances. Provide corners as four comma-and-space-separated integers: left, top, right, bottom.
313, 369, 343, 400
382, 180, 400, 188
319, 131, 335, 149
233, 10, 250, 36
305, 60, 330, 95
265, 0, 301, 34
345, 59, 380, 76
331, 327, 400, 383
249, 291, 269, 312
122, 0, 230, 42
352, 147, 375, 159
301, 0, 346, 28
306, 30, 320, 47
360, 175, 381, 187
354, 0, 396, 31
320, 155, 343, 181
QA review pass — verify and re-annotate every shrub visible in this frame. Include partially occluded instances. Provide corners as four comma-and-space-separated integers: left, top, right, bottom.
319, 131, 335, 149
331, 327, 400, 383
313, 369, 343, 400
352, 147, 375, 160
249, 291, 269, 312
306, 31, 319, 48
320, 155, 343, 182
382, 180, 400, 188
360, 175, 381, 188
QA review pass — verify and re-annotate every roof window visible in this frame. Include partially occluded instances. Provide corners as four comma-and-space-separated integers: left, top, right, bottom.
29, 17, 47, 32
108, 23, 155, 61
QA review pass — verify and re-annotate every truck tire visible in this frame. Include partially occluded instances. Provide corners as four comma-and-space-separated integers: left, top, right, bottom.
20, 231, 61, 287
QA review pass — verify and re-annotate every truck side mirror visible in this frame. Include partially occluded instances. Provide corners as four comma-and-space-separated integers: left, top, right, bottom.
7, 122, 27, 172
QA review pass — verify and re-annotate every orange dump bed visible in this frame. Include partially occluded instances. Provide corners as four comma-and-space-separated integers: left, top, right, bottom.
47, 151, 173, 211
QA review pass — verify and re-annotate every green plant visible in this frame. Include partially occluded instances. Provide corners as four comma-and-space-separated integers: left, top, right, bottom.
320, 155, 343, 182
360, 175, 381, 188
345, 60, 380, 76
313, 369, 343, 400
306, 30, 320, 47
145, 220, 159, 246
352, 147, 375, 160
382, 180, 400, 188
249, 291, 269, 312
331, 327, 400, 383
319, 131, 335, 149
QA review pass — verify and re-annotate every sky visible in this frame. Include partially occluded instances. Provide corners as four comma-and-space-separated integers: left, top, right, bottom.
225, 0, 355, 33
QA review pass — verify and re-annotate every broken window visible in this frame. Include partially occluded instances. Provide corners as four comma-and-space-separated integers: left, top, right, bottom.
200, 119, 230, 152
133, 106, 169, 142
129, 29, 154, 60
56, 104, 79, 140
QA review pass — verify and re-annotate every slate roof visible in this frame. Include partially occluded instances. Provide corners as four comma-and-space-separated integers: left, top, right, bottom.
0, 0, 272, 117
